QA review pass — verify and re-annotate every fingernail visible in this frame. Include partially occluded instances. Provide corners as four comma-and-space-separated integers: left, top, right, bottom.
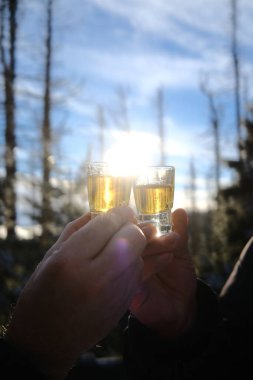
141, 224, 157, 238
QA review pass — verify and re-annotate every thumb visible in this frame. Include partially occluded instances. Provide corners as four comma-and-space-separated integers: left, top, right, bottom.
172, 208, 188, 244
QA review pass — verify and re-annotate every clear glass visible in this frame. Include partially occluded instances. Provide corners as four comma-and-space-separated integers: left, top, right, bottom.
133, 165, 175, 235
87, 162, 133, 218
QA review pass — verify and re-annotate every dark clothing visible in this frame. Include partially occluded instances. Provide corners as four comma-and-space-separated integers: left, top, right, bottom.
0, 337, 47, 379
1, 237, 253, 379
124, 281, 251, 380
124, 236, 253, 380
0, 339, 127, 380
220, 236, 253, 327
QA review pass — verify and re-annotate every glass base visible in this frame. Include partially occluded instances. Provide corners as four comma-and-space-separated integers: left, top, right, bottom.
137, 210, 172, 236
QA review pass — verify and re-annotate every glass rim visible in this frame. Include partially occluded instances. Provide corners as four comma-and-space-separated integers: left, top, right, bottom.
87, 161, 109, 167
144, 165, 175, 170
87, 162, 174, 167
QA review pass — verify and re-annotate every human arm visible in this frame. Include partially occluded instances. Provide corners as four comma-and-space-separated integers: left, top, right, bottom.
124, 208, 253, 380
124, 208, 223, 379
2, 206, 147, 380
219, 235, 253, 327
130, 208, 198, 339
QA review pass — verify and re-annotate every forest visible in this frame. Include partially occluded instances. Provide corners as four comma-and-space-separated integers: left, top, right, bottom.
1, 0, 253, 359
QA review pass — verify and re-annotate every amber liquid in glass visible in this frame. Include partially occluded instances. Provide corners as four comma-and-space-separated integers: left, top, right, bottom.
133, 184, 174, 214
88, 175, 132, 214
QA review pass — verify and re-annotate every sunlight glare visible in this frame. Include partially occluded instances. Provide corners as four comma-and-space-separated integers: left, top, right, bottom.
104, 131, 159, 176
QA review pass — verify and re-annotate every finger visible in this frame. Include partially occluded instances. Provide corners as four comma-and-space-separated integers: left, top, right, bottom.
45, 213, 91, 258
57, 213, 91, 243
64, 206, 137, 259
172, 208, 188, 243
142, 231, 179, 258
138, 222, 157, 241
94, 223, 146, 277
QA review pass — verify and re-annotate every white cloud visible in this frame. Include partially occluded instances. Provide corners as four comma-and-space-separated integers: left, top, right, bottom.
61, 44, 233, 102
58, 0, 253, 102
87, 0, 252, 51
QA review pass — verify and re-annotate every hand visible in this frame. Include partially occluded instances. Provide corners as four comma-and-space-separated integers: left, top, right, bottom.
130, 208, 197, 340
6, 206, 147, 379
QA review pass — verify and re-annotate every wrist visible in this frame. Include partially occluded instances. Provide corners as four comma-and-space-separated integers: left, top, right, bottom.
174, 278, 221, 347
131, 281, 198, 341
126, 279, 221, 357
145, 296, 197, 341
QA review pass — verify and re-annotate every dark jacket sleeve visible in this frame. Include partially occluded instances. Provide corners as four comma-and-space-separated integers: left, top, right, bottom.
0, 337, 47, 379
220, 236, 253, 328
123, 279, 250, 380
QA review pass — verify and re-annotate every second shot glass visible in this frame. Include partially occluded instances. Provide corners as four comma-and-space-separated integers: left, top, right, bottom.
133, 165, 175, 235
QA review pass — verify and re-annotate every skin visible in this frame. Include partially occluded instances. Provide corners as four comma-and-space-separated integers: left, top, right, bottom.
6, 206, 147, 379
133, 208, 197, 339
5, 206, 197, 379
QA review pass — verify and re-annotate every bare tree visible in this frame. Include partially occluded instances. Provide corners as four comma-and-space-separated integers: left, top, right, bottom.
109, 85, 130, 132
189, 157, 197, 212
200, 83, 221, 202
116, 86, 130, 132
41, 0, 53, 244
187, 157, 203, 263
231, 0, 242, 159
97, 105, 106, 161
0, 0, 18, 239
157, 87, 166, 165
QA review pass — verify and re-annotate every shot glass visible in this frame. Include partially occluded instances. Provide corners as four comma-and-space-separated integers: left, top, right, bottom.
87, 161, 133, 218
133, 165, 175, 235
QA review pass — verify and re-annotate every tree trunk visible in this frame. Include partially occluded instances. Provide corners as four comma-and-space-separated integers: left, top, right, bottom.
0, 0, 18, 240
157, 87, 166, 165
231, 0, 242, 160
41, 0, 53, 245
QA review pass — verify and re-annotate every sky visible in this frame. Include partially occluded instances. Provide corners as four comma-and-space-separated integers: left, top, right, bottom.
12, 0, 253, 224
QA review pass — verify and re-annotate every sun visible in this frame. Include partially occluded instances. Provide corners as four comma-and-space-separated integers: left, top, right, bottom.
104, 131, 159, 176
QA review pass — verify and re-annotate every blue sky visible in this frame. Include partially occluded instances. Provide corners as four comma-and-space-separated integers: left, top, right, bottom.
14, 0, 253, 217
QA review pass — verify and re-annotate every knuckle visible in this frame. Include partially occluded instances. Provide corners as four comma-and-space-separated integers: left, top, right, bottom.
65, 220, 76, 231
